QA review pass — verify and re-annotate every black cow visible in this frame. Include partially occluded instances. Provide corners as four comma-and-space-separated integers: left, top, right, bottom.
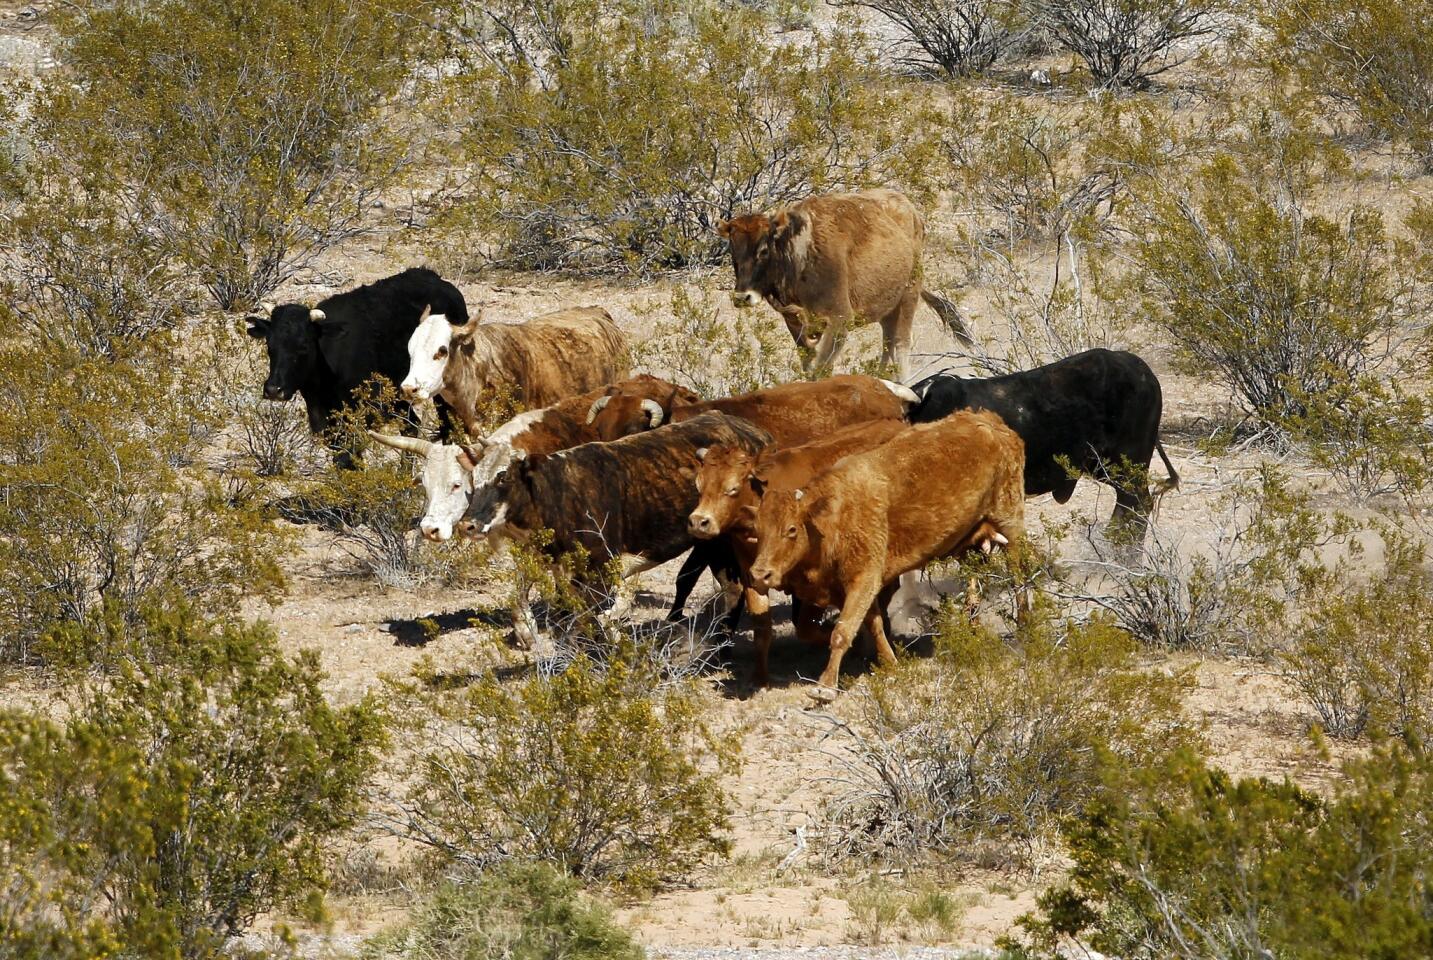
245, 267, 467, 467
458, 412, 772, 622
910, 348, 1179, 537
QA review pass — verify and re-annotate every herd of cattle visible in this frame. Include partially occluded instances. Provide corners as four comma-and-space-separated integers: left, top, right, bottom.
244, 189, 1179, 694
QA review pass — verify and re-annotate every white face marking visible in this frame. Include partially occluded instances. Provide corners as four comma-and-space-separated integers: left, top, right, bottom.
481, 502, 509, 535
402, 312, 452, 399
471, 440, 525, 489
417, 444, 474, 542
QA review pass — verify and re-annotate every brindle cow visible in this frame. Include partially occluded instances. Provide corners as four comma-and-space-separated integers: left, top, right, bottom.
719, 188, 972, 378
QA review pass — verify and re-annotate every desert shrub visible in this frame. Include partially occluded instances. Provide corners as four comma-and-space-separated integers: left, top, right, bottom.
439, 0, 935, 273
1010, 746, 1433, 959
1028, 0, 1231, 88
942, 90, 1119, 244
1282, 531, 1433, 743
386, 648, 737, 891
362, 862, 643, 960
1263, 0, 1433, 170
1060, 470, 1353, 652
1120, 109, 1428, 433
632, 285, 801, 395
30, 0, 438, 309
830, 0, 1028, 76
0, 342, 287, 665
0, 606, 387, 958
821, 606, 1199, 864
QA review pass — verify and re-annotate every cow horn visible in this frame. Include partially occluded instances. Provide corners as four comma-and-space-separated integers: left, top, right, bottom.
451, 309, 481, 339
366, 429, 433, 457
695, 446, 708, 462
309, 308, 327, 322
641, 399, 664, 428
419, 304, 431, 323
793, 489, 804, 501
586, 395, 611, 423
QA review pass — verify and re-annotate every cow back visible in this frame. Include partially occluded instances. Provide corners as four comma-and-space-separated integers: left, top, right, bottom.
474, 306, 630, 409
675, 374, 911, 447
316, 267, 468, 394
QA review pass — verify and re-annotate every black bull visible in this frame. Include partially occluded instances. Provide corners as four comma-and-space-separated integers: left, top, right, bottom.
910, 348, 1179, 536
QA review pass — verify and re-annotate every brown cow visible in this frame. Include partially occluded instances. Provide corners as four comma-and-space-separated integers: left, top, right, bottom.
585, 374, 702, 441
588, 373, 918, 446
688, 419, 909, 685
719, 188, 972, 378
403, 305, 629, 433
748, 410, 1025, 697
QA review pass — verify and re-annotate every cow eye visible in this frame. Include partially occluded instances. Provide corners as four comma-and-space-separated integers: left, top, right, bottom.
435, 345, 448, 360
451, 482, 462, 491
725, 487, 739, 497
785, 525, 797, 538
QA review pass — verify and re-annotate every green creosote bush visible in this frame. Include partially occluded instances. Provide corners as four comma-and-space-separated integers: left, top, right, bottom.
386, 646, 738, 892
0, 605, 388, 959
632, 286, 801, 396
1008, 745, 1433, 959
1263, 0, 1433, 170
1118, 105, 1430, 438
437, 0, 938, 273
362, 862, 644, 960
0, 341, 288, 666
822, 604, 1200, 865
31, 0, 440, 310
1282, 528, 1433, 744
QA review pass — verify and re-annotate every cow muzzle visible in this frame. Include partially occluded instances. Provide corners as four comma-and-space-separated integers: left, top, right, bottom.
262, 382, 290, 401
748, 566, 776, 590
688, 512, 718, 538
420, 522, 450, 543
401, 382, 429, 401
730, 290, 761, 309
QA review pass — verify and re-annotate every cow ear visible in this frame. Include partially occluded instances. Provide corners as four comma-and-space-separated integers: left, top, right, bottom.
772, 210, 803, 243
245, 318, 269, 339
457, 446, 480, 471
748, 473, 767, 497
717, 219, 732, 239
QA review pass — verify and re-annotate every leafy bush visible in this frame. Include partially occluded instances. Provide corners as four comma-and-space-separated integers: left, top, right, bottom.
830, 0, 1028, 76
1010, 746, 1433, 959
632, 285, 800, 396
439, 0, 934, 272
0, 342, 287, 664
1282, 530, 1433, 743
387, 648, 737, 891
0, 607, 388, 958
31, 0, 438, 309
362, 863, 644, 960
1029, 0, 1231, 88
1264, 0, 1433, 170
1120, 110, 1427, 432
821, 606, 1199, 864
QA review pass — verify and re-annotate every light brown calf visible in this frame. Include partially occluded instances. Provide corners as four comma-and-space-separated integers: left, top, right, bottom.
688, 419, 909, 685
747, 410, 1025, 696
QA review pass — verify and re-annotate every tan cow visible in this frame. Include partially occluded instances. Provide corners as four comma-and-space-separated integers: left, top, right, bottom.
719, 188, 971, 379
688, 419, 909, 685
402, 305, 628, 433
748, 410, 1025, 697
588, 374, 918, 446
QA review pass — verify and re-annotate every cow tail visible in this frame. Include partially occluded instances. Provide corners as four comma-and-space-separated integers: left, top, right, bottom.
1152, 439, 1180, 497
921, 290, 974, 346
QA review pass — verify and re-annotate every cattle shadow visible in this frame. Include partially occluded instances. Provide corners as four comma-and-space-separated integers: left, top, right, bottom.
383, 608, 509, 647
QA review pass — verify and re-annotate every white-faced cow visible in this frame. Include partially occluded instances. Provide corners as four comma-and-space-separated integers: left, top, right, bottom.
245, 267, 467, 468
402, 305, 628, 433
910, 348, 1179, 539
719, 188, 971, 379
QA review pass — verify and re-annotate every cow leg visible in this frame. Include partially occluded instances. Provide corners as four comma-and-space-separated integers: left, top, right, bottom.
809, 321, 850, 377
813, 579, 882, 699
880, 288, 918, 380
863, 605, 898, 671
667, 549, 708, 621
1109, 481, 1153, 545
747, 585, 773, 686
793, 598, 829, 647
